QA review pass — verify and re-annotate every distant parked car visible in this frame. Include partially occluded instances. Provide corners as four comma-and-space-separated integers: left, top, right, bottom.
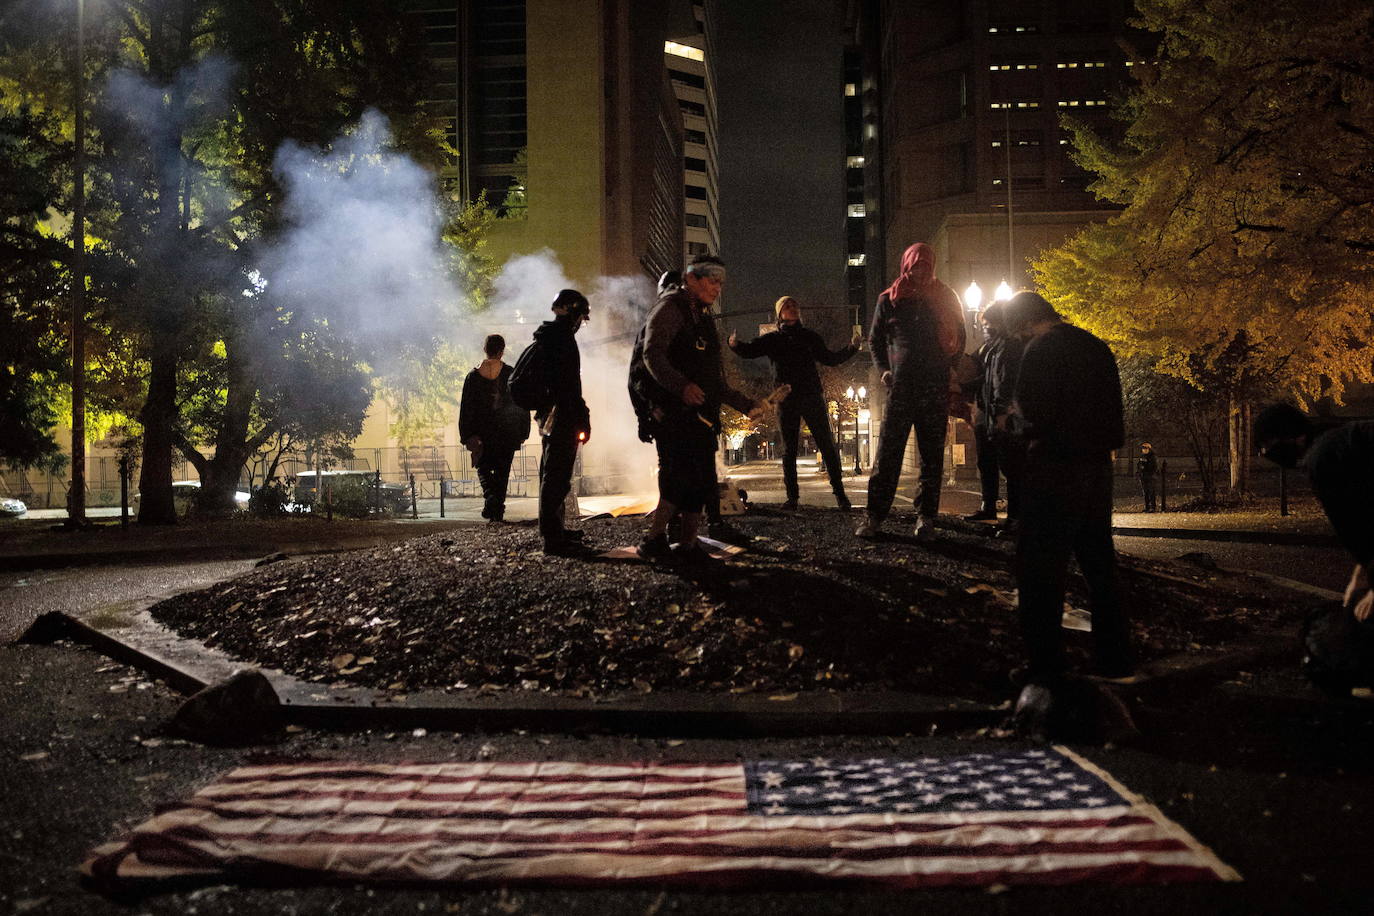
0, 497, 27, 518
133, 481, 250, 515
293, 470, 411, 515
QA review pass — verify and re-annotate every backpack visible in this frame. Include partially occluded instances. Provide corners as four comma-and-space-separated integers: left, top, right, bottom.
509, 339, 551, 411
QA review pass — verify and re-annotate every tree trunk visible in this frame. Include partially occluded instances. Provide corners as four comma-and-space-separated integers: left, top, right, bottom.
197, 334, 263, 515
1228, 396, 1252, 493
137, 343, 179, 525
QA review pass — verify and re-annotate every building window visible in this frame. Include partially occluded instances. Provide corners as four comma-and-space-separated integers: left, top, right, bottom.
847, 155, 865, 168
989, 61, 1040, 71
684, 156, 707, 172
847, 253, 867, 267
685, 185, 707, 200
669, 69, 706, 90
687, 240, 711, 255
679, 99, 706, 118
1056, 60, 1108, 69
1057, 99, 1109, 108
987, 23, 1040, 35
990, 100, 1041, 110
685, 213, 708, 228
684, 128, 706, 145
664, 40, 704, 62
847, 203, 866, 218
844, 82, 857, 97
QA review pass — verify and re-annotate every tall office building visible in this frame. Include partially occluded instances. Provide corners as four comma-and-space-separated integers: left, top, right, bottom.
846, 0, 1144, 300
665, 2, 719, 263
407, 0, 685, 284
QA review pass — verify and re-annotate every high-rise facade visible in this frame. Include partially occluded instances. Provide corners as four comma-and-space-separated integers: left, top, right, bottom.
407, 0, 685, 285
665, 1, 720, 263
847, 0, 1144, 301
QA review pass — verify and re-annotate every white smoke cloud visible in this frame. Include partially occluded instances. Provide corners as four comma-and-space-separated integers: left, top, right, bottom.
262, 109, 467, 364
480, 250, 660, 497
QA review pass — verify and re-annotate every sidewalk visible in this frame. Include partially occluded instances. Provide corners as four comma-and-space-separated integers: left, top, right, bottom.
0, 459, 1338, 572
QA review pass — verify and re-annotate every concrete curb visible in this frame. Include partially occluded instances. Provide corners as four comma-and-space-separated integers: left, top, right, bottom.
1111, 526, 1339, 547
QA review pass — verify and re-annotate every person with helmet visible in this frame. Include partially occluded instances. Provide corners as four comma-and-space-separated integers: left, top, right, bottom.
729, 296, 862, 510
532, 289, 591, 556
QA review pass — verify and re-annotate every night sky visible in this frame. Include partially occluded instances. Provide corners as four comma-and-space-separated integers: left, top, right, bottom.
713, 0, 848, 340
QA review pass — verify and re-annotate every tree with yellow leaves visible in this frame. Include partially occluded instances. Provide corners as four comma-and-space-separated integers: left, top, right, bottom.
1033, 0, 1374, 490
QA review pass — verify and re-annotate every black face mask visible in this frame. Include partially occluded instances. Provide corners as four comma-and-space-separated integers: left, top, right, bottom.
1259, 440, 1303, 469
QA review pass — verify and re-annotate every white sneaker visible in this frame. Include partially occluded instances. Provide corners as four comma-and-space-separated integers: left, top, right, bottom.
913, 516, 936, 540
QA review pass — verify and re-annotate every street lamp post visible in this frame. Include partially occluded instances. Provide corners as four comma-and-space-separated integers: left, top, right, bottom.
67, 0, 87, 526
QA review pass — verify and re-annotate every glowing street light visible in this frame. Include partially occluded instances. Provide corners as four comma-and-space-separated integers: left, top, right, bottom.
845, 386, 855, 400
964, 281, 983, 313
994, 280, 1015, 302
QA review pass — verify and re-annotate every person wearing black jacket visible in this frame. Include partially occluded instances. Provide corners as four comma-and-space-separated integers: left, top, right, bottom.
458, 334, 530, 523
634, 255, 761, 562
966, 302, 1024, 525
729, 296, 861, 510
532, 289, 591, 556
1004, 290, 1133, 687
856, 242, 967, 541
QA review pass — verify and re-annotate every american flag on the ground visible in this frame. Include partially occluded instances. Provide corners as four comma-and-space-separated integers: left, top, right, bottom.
83, 747, 1238, 889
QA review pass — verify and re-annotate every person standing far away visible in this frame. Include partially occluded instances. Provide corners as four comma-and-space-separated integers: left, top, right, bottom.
729, 296, 862, 511
1137, 442, 1158, 512
533, 289, 592, 557
633, 254, 765, 563
1003, 290, 1134, 693
855, 242, 967, 541
458, 334, 531, 524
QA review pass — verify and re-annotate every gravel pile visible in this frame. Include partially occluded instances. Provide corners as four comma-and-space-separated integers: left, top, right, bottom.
150, 509, 1309, 702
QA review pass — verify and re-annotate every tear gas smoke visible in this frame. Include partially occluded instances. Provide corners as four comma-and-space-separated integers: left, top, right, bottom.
485, 250, 661, 497
262, 109, 466, 370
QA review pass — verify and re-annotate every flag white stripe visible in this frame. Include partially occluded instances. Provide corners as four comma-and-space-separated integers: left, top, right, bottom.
175, 796, 1140, 826
140, 806, 1183, 851
199, 775, 747, 800
225, 762, 744, 781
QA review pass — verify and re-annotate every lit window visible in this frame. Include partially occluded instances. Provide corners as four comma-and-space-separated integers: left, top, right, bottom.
991, 139, 1003, 147
845, 83, 857, 97
847, 203, 866, 218
847, 254, 867, 267
664, 41, 704, 62
846, 155, 865, 168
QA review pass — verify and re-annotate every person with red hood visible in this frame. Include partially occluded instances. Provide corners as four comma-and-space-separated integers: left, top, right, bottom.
856, 242, 966, 540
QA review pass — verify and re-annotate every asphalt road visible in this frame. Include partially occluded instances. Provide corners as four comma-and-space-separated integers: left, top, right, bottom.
0, 559, 258, 643
2, 638, 1372, 914
1, 500, 1371, 913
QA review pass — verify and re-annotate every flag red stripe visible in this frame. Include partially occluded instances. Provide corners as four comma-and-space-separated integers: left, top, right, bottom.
196, 786, 746, 805
160, 801, 1157, 835
149, 823, 1192, 862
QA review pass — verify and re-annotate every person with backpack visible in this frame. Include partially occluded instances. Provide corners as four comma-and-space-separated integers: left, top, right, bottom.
512, 289, 592, 556
630, 255, 763, 562
459, 334, 530, 524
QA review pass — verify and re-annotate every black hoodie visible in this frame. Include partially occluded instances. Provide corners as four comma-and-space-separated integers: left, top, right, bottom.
531, 317, 589, 436
731, 322, 857, 400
